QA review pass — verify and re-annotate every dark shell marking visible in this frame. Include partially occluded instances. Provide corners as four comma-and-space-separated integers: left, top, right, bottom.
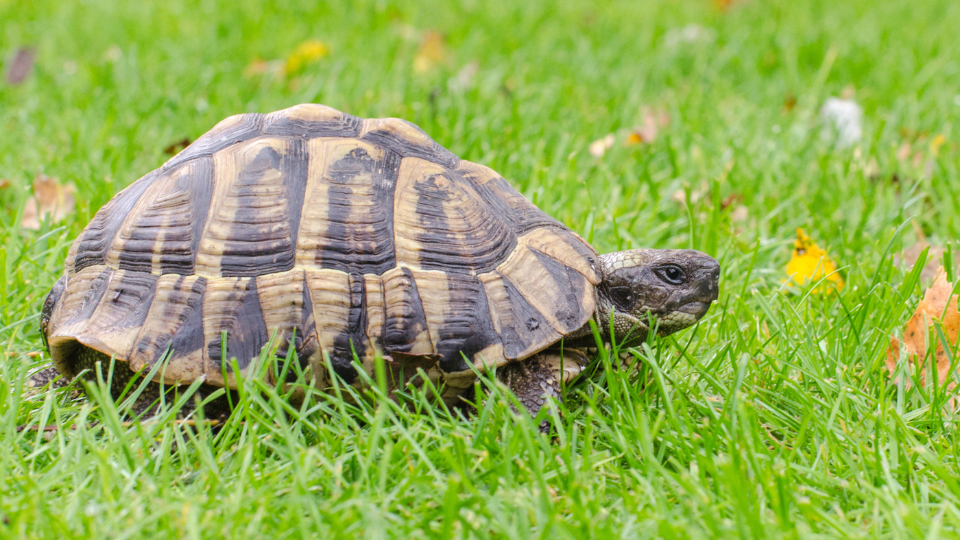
44, 104, 602, 390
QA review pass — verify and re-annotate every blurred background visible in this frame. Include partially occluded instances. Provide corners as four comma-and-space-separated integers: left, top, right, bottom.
2, 0, 958, 259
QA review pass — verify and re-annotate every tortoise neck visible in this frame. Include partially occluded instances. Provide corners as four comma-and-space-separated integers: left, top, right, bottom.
561, 297, 610, 348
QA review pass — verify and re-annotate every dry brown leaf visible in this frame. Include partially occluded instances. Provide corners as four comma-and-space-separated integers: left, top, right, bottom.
897, 244, 959, 284
720, 193, 743, 209
163, 137, 192, 155
243, 58, 284, 78
671, 180, 709, 206
729, 205, 749, 223
5, 47, 36, 85
782, 93, 797, 113
713, 0, 741, 12
895, 223, 960, 283
896, 141, 912, 162
450, 61, 479, 90
414, 31, 446, 73
4, 351, 39, 358
887, 269, 960, 388
21, 174, 76, 230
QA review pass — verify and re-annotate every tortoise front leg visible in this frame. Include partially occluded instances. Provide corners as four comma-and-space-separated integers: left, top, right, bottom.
496, 348, 590, 431
537, 348, 590, 386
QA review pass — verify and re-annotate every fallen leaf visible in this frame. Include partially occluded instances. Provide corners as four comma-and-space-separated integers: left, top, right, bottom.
661, 24, 716, 47
449, 61, 479, 90
898, 244, 957, 283
625, 106, 670, 146
887, 269, 960, 388
895, 223, 960, 284
284, 40, 329, 76
784, 228, 844, 291
900, 128, 927, 140
671, 180, 709, 206
0, 179, 10, 190
5, 47, 36, 85
729, 205, 749, 223
931, 134, 947, 158
414, 31, 446, 73
104, 45, 122, 63
713, 0, 741, 11
782, 93, 797, 113
820, 97, 862, 149
896, 141, 913, 162
394, 23, 420, 42
163, 137, 192, 155
589, 134, 615, 158
720, 193, 743, 209
21, 174, 77, 230
244, 59, 284, 78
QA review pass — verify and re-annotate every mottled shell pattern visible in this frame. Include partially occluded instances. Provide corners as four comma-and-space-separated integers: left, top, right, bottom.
42, 104, 602, 394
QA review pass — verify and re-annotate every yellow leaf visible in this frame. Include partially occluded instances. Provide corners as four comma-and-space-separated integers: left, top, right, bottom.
931, 134, 947, 157
284, 40, 329, 76
414, 31, 446, 73
784, 228, 844, 291
887, 269, 960, 389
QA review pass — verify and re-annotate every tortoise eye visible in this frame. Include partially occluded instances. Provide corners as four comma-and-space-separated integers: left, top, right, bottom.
609, 286, 636, 311
656, 265, 686, 285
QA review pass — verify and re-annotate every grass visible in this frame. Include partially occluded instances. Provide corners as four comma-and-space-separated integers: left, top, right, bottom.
2, 0, 960, 537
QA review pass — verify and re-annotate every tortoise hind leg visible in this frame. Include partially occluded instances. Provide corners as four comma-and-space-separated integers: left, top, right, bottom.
74, 347, 161, 416
74, 347, 233, 419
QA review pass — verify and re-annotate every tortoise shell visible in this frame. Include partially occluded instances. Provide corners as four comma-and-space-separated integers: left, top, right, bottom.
42, 104, 602, 392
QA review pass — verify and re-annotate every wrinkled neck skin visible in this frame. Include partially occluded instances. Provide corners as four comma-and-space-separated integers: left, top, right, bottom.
561, 291, 649, 351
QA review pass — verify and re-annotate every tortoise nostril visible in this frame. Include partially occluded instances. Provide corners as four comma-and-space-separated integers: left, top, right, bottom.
699, 275, 720, 301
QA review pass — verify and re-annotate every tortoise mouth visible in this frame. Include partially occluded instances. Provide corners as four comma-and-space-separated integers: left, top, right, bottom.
677, 301, 712, 317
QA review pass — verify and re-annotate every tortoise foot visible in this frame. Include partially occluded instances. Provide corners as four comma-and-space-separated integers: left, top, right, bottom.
497, 354, 562, 432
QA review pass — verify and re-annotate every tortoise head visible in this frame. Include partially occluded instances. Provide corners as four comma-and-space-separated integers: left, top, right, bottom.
596, 249, 720, 346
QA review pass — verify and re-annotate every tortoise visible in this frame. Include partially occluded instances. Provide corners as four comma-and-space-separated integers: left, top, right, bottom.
35, 104, 720, 422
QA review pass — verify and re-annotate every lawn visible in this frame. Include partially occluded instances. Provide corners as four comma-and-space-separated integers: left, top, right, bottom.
2, 0, 960, 537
